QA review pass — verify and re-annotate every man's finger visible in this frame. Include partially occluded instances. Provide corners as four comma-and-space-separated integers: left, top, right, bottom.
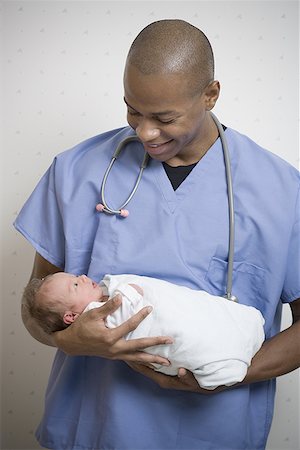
178, 368, 188, 378
109, 319, 174, 353
123, 350, 171, 366
112, 305, 155, 338
87, 294, 123, 318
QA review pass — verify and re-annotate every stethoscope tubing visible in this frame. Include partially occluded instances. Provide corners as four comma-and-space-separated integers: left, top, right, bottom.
210, 113, 237, 302
99, 114, 238, 302
100, 136, 149, 214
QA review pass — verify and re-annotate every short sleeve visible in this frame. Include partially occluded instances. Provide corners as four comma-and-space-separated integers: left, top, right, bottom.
281, 184, 300, 303
13, 157, 65, 268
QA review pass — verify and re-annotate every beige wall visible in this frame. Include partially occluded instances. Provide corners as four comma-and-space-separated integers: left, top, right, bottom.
1, 1, 299, 449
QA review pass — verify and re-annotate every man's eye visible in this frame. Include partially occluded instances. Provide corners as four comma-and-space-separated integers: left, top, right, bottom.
154, 116, 176, 124
158, 119, 175, 124
74, 282, 78, 287
128, 110, 140, 117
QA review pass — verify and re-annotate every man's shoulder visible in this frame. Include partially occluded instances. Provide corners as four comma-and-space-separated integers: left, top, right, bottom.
56, 126, 134, 162
227, 127, 299, 181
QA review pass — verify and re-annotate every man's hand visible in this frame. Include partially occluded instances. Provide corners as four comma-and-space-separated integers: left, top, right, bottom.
54, 294, 173, 366
127, 363, 226, 394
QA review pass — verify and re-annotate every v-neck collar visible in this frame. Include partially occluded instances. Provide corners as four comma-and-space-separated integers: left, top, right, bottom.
147, 135, 224, 214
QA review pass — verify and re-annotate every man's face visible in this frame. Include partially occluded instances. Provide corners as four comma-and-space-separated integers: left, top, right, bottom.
38, 273, 103, 314
123, 64, 217, 166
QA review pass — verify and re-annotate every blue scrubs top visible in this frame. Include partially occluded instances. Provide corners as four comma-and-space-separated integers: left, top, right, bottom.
14, 126, 300, 450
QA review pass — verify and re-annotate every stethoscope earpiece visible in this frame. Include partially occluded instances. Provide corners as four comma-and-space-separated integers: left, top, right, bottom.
95, 203, 105, 212
96, 203, 129, 218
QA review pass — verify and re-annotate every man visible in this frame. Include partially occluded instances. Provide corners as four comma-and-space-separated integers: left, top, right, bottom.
15, 20, 300, 450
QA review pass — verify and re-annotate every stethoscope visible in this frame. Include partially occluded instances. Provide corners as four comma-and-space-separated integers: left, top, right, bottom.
96, 112, 238, 302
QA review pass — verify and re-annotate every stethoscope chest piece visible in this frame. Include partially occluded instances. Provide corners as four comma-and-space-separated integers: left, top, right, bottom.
223, 294, 238, 302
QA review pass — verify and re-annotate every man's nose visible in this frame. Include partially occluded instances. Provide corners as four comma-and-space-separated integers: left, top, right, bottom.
135, 119, 160, 142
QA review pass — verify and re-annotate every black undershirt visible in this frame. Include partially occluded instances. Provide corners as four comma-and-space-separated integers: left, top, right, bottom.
163, 125, 227, 191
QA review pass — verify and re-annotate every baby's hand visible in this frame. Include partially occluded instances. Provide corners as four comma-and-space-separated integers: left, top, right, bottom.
129, 283, 144, 296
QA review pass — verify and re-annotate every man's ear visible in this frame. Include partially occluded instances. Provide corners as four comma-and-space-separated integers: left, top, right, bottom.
63, 311, 80, 325
204, 80, 220, 111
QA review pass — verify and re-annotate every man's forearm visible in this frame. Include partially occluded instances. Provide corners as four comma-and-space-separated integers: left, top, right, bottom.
243, 320, 300, 384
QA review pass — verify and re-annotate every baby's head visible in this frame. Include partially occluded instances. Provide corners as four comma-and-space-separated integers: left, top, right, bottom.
23, 273, 103, 334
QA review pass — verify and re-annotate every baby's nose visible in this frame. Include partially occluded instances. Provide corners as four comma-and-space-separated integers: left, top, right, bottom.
79, 274, 88, 283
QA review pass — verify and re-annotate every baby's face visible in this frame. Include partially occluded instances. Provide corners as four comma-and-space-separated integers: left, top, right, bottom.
39, 273, 103, 314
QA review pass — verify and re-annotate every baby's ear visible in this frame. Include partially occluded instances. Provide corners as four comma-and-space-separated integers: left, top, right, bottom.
63, 311, 80, 325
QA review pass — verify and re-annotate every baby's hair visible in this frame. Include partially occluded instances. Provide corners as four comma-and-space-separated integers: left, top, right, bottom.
23, 277, 68, 334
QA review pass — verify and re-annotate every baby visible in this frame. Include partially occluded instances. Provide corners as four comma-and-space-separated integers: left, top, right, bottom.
24, 272, 265, 390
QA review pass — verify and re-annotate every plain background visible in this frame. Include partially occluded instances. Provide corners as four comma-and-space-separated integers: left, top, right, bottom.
1, 1, 299, 449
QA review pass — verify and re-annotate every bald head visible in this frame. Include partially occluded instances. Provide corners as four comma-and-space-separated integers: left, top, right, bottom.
126, 19, 214, 95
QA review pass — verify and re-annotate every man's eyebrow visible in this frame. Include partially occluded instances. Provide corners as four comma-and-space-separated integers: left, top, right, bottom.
123, 97, 177, 116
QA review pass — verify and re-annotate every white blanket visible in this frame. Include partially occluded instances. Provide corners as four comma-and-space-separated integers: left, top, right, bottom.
84, 274, 265, 389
